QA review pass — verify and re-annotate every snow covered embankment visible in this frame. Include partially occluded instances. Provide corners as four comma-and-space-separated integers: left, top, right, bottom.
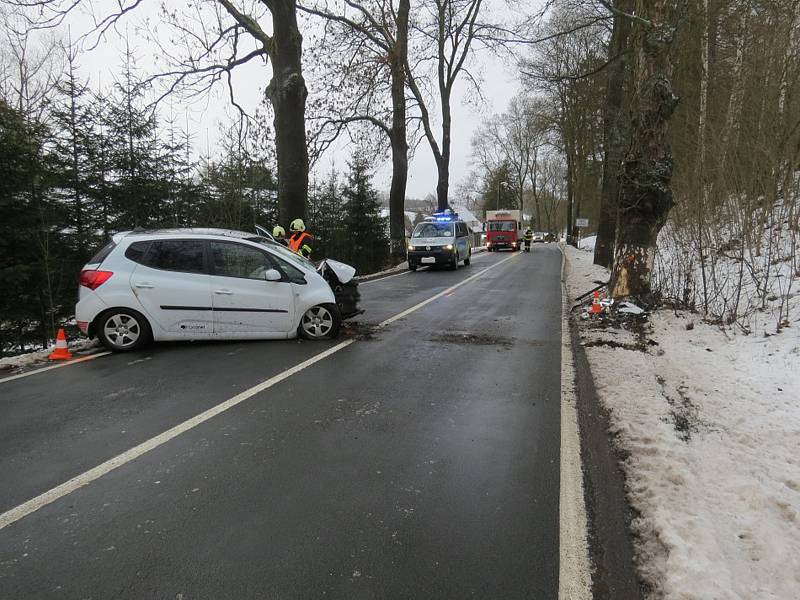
565, 245, 800, 600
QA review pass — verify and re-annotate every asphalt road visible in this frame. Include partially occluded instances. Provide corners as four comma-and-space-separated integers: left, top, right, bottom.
0, 245, 564, 599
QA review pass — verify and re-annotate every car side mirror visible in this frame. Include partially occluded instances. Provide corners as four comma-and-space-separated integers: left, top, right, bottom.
264, 268, 282, 282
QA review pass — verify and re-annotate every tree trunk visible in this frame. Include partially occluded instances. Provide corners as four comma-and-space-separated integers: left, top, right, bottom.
388, 0, 410, 260
266, 0, 309, 223
565, 137, 575, 244
610, 1, 679, 299
594, 0, 633, 268
435, 154, 450, 211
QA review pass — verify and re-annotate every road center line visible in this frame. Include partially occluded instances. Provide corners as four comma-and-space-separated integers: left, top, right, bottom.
0, 251, 518, 531
379, 252, 518, 327
359, 248, 494, 285
0, 352, 112, 385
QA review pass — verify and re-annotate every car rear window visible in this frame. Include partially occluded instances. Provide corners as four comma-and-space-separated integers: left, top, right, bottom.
143, 240, 206, 274
87, 240, 116, 264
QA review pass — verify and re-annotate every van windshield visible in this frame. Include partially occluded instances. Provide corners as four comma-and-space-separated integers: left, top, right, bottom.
488, 221, 516, 232
413, 222, 454, 238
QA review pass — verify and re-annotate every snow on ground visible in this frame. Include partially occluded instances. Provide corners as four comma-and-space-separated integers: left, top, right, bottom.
565, 245, 800, 600
578, 234, 597, 253
0, 337, 100, 373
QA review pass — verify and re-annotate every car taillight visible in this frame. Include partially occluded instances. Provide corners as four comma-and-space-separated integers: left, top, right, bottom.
79, 270, 113, 290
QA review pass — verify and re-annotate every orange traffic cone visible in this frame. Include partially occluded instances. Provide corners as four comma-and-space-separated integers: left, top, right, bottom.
48, 328, 73, 360
591, 291, 603, 315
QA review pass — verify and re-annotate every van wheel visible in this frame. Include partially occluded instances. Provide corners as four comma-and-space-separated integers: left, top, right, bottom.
298, 304, 341, 340
464, 255, 471, 265
450, 254, 458, 270
96, 309, 152, 352
409, 264, 417, 272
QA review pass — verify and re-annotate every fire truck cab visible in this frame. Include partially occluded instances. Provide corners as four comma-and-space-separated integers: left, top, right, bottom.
485, 210, 523, 251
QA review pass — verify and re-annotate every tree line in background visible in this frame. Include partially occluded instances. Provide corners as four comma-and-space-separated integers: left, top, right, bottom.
0, 36, 388, 356
469, 0, 798, 330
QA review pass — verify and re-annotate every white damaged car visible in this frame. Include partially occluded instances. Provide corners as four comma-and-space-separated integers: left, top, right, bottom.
75, 229, 361, 352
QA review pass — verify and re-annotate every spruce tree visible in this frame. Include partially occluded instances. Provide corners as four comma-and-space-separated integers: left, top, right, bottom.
49, 45, 96, 256
341, 153, 389, 273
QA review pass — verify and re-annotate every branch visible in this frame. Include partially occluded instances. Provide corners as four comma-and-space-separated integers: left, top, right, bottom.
217, 0, 273, 49
596, 0, 652, 29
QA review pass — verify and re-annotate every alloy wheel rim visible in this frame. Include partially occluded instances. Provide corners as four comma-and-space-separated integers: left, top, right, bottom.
302, 306, 333, 338
103, 314, 141, 348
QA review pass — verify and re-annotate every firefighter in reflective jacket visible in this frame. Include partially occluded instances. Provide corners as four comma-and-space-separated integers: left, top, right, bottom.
288, 218, 314, 258
523, 227, 533, 252
272, 225, 289, 247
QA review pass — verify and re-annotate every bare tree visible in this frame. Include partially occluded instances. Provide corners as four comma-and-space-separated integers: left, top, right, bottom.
3, 0, 311, 221
603, 0, 681, 299
405, 0, 507, 211
300, 0, 412, 260
471, 94, 548, 224
521, 3, 608, 244
593, 0, 634, 268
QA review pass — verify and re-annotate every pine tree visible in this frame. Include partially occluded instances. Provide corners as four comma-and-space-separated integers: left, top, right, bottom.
105, 40, 160, 229
309, 169, 346, 259
341, 153, 389, 273
49, 44, 96, 256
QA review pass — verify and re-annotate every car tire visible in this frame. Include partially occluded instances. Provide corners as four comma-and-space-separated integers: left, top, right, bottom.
464, 251, 471, 266
450, 253, 458, 270
409, 264, 417, 271
298, 303, 341, 340
96, 308, 152, 352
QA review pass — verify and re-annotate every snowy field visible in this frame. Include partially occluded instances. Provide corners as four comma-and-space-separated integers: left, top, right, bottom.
565, 244, 800, 600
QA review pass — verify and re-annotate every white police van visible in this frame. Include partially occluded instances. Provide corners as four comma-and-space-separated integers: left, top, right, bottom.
407, 211, 473, 271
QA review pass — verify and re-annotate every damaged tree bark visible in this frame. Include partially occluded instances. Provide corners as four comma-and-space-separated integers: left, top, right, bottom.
594, 0, 634, 269
607, 0, 679, 299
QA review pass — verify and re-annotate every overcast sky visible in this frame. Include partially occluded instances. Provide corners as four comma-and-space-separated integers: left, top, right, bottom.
57, 1, 527, 200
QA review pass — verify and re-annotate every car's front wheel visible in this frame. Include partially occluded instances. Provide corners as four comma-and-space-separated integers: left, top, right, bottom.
298, 304, 341, 340
96, 308, 152, 352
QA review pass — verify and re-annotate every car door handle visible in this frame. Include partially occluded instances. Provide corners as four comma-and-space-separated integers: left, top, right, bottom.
134, 283, 155, 289
214, 289, 234, 295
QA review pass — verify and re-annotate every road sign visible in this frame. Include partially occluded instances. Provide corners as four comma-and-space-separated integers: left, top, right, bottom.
575, 218, 589, 227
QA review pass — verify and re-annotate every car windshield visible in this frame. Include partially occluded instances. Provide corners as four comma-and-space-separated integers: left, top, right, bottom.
248, 236, 314, 271
488, 221, 516, 232
413, 222, 455, 238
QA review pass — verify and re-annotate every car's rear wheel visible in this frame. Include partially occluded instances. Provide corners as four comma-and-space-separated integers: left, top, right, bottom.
464, 250, 471, 265
298, 304, 341, 340
96, 309, 151, 352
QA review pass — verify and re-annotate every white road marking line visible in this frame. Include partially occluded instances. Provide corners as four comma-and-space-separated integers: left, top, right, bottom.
0, 340, 353, 530
557, 245, 592, 599
0, 352, 112, 385
379, 253, 518, 327
359, 250, 492, 285
358, 270, 412, 285
0, 253, 519, 530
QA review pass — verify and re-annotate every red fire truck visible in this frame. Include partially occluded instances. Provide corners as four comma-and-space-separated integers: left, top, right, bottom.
485, 210, 523, 251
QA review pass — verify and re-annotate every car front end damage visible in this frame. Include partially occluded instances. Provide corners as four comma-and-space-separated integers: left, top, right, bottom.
317, 259, 363, 319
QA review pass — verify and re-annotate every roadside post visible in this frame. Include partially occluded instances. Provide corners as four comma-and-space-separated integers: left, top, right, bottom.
575, 218, 589, 246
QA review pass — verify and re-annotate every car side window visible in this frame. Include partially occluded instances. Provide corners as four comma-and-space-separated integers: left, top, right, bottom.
144, 240, 206, 274
270, 255, 307, 285
125, 241, 151, 264
210, 241, 274, 280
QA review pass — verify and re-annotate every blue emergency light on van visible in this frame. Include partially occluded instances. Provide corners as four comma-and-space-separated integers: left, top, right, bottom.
430, 210, 459, 222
